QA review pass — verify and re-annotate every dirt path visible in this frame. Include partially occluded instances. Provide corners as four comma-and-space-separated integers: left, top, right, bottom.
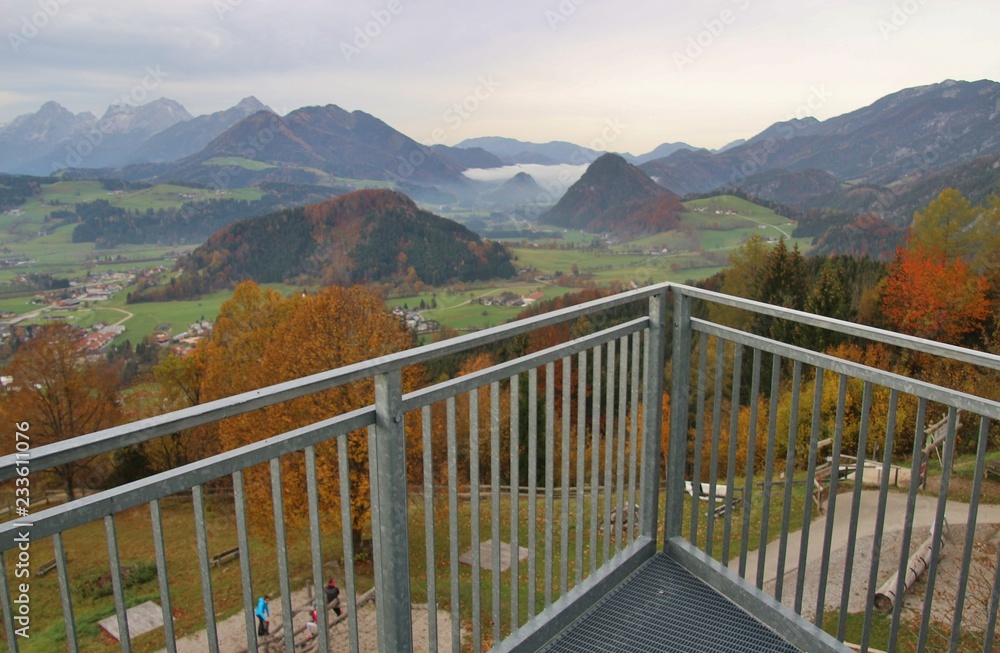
107, 306, 133, 327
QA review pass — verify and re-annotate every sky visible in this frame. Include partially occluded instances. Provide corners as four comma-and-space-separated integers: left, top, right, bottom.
1, 0, 997, 154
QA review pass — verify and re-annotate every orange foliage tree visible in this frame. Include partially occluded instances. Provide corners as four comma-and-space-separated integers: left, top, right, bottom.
881, 244, 989, 345
0, 323, 121, 498
201, 282, 420, 551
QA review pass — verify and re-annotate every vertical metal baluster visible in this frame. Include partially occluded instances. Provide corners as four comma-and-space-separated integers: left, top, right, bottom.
491, 383, 502, 645
949, 416, 989, 653
269, 458, 294, 653
0, 552, 17, 653
509, 376, 521, 630
422, 406, 439, 652
838, 381, 873, 642
794, 368, 824, 613
560, 356, 571, 595
982, 523, 1000, 653
722, 343, 743, 567
888, 399, 926, 652
775, 360, 803, 602
232, 471, 256, 652
150, 499, 177, 653
544, 362, 555, 608
305, 445, 329, 653
707, 339, 725, 558
603, 341, 616, 565
916, 408, 958, 653
627, 331, 641, 546
756, 354, 782, 590
615, 337, 628, 554
861, 390, 899, 651
192, 486, 217, 653
447, 396, 460, 653
470, 390, 482, 653
338, 434, 360, 653
739, 348, 762, 578
691, 337, 708, 546
53, 532, 79, 653
528, 368, 538, 617
105, 514, 132, 653
815, 374, 848, 628
590, 344, 601, 574
575, 350, 587, 582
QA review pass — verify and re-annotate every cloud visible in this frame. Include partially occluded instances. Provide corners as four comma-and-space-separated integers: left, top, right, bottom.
1, 0, 998, 150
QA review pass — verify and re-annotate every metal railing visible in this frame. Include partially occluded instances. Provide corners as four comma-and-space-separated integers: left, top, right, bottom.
0, 282, 997, 653
666, 287, 1000, 653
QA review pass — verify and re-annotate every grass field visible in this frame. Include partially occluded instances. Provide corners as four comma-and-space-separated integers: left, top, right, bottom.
390, 282, 570, 331
203, 156, 276, 171
0, 180, 264, 237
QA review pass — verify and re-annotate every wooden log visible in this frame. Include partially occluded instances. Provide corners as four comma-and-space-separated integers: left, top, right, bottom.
873, 527, 940, 613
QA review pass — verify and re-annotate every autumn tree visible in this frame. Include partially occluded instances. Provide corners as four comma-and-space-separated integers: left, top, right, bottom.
145, 348, 208, 469
711, 234, 772, 327
0, 323, 121, 498
203, 282, 419, 552
910, 187, 977, 261
881, 244, 989, 346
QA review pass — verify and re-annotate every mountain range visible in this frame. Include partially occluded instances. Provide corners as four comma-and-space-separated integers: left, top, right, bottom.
2, 78, 998, 235
0, 97, 270, 175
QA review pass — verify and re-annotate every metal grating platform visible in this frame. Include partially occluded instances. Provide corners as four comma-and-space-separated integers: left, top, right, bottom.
539, 553, 801, 653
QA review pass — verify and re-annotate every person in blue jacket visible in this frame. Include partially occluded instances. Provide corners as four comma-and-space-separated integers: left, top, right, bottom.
255, 595, 270, 636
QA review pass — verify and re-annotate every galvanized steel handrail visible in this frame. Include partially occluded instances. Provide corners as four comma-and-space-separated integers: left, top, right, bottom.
679, 284, 1000, 371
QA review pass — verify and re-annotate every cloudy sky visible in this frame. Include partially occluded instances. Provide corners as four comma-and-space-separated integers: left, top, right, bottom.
1, 0, 997, 154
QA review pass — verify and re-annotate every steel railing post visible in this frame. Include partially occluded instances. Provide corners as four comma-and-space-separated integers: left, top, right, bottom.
371, 368, 413, 652
665, 290, 692, 541
640, 289, 668, 541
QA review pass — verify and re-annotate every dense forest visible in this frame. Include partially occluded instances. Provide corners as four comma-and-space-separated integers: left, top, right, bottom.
129, 189, 515, 302
70, 182, 350, 246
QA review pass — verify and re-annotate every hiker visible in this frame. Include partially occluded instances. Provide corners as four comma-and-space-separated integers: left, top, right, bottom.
255, 595, 270, 636
325, 578, 342, 616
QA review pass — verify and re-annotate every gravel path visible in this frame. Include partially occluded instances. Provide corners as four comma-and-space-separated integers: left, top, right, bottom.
736, 490, 1000, 628
159, 587, 457, 653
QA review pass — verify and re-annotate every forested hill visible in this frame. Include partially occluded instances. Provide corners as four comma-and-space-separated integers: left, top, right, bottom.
540, 153, 683, 237
129, 189, 515, 302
